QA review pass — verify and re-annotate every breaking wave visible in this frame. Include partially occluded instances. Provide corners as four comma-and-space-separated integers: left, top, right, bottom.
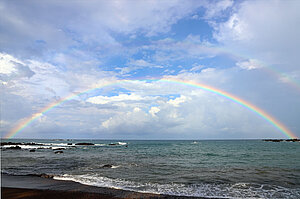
54, 174, 300, 198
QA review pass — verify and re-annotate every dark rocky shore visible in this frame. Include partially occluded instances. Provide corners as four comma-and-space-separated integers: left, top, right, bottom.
1, 174, 223, 199
263, 139, 300, 142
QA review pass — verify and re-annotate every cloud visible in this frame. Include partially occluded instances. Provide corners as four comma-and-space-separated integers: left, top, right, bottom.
2, 51, 298, 139
101, 107, 149, 131
148, 35, 221, 63
93, 81, 283, 139
213, 0, 300, 68
167, 95, 188, 107
236, 59, 262, 70
0, 53, 120, 100
0, 53, 19, 74
149, 106, 160, 117
117, 59, 164, 75
3, 66, 299, 138
1, 1, 299, 139
190, 65, 204, 72
0, 53, 35, 80
0, 0, 204, 57
204, 0, 233, 19
87, 93, 145, 105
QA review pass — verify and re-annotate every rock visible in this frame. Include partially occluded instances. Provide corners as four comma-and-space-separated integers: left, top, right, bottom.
108, 143, 117, 146
272, 140, 282, 142
102, 164, 113, 168
1, 142, 42, 146
263, 139, 300, 142
28, 173, 54, 178
40, 173, 54, 178
286, 139, 300, 142
55, 151, 63, 154
53, 148, 65, 150
67, 143, 72, 145
75, 143, 94, 145
29, 149, 36, 152
7, 145, 22, 150
263, 139, 284, 142
1, 142, 22, 146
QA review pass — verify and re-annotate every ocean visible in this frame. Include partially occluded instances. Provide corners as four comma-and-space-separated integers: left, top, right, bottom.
1, 139, 300, 198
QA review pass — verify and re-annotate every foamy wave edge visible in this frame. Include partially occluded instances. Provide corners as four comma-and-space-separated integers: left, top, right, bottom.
53, 174, 300, 198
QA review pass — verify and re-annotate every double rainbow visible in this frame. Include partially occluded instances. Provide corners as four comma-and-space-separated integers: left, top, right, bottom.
4, 78, 298, 139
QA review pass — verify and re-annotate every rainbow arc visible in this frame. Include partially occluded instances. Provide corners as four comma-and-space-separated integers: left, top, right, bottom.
4, 78, 298, 139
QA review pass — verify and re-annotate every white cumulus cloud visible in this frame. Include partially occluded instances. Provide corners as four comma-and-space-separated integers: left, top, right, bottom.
149, 106, 160, 117
213, 0, 300, 68
167, 95, 188, 107
236, 59, 262, 70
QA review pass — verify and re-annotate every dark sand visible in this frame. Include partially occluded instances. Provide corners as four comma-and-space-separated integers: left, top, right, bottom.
1, 174, 219, 199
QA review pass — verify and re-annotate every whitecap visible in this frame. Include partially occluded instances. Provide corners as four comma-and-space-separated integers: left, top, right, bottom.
53, 174, 300, 198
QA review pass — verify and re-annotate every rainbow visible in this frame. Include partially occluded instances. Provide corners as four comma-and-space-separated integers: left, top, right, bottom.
4, 78, 298, 139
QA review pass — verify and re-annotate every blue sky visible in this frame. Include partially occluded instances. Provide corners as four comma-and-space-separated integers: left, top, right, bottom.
1, 0, 300, 139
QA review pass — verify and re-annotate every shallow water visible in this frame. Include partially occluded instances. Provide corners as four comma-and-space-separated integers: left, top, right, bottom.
1, 139, 300, 198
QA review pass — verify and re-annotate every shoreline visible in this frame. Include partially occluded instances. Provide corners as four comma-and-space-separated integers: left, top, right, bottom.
1, 174, 216, 199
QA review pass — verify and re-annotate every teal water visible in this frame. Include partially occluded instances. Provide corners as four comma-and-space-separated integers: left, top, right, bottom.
1, 139, 300, 198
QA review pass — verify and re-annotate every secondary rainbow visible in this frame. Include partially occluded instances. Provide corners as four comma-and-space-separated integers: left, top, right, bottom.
4, 78, 298, 139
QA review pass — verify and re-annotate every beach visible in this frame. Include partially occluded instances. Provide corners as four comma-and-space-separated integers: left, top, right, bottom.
1, 174, 208, 199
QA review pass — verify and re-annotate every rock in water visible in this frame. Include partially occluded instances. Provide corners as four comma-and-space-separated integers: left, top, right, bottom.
29, 149, 35, 152
40, 173, 54, 178
53, 148, 65, 150
7, 146, 22, 150
75, 143, 94, 145
1, 142, 22, 146
263, 139, 283, 142
28, 173, 54, 178
55, 151, 63, 154
102, 164, 113, 168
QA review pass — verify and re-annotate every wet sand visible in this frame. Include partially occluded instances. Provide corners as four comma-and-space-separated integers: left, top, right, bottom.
1, 174, 216, 199
2, 187, 119, 199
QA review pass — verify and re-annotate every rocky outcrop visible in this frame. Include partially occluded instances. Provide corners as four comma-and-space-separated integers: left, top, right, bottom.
29, 149, 36, 152
1, 142, 22, 146
54, 151, 63, 154
75, 143, 94, 145
263, 139, 300, 142
1, 142, 42, 146
102, 164, 113, 168
264, 139, 283, 142
27, 173, 54, 178
286, 139, 300, 142
7, 146, 22, 150
40, 173, 54, 178
53, 148, 65, 150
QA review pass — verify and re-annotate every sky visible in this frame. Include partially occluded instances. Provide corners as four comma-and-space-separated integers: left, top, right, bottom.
1, 0, 300, 139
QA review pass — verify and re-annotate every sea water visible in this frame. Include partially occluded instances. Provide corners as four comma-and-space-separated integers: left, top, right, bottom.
1, 139, 300, 198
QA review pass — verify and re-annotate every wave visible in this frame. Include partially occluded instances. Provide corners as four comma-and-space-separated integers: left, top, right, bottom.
37, 143, 72, 146
1, 144, 69, 150
53, 174, 300, 198
95, 144, 106, 146
108, 142, 127, 146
